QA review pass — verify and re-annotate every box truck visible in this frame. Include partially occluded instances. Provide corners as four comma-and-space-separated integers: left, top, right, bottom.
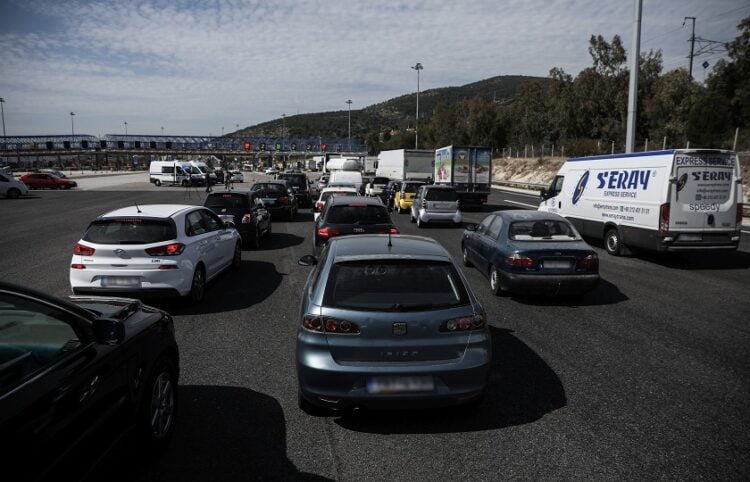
434, 146, 492, 207
376, 149, 434, 181
538, 149, 743, 255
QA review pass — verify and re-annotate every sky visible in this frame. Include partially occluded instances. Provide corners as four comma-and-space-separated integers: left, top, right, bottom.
0, 0, 748, 137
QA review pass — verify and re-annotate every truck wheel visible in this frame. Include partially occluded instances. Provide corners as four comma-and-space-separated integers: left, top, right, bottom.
605, 228, 623, 256
154, 179, 162, 187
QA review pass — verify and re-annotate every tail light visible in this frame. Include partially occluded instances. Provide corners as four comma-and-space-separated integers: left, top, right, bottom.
737, 203, 744, 226
279, 195, 289, 203
505, 253, 534, 267
71, 263, 86, 269
316, 227, 340, 239
302, 315, 360, 334
315, 201, 324, 212
379, 227, 399, 234
158, 264, 179, 270
659, 203, 670, 235
440, 313, 486, 332
578, 253, 599, 271
242, 213, 253, 223
145, 242, 185, 256
73, 243, 95, 256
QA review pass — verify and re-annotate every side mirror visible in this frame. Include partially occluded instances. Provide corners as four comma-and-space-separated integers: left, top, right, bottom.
298, 254, 317, 266
224, 220, 236, 229
465, 223, 477, 232
92, 318, 125, 345
540, 188, 548, 199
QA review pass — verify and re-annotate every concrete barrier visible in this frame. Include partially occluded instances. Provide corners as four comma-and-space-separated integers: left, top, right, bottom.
492, 179, 547, 191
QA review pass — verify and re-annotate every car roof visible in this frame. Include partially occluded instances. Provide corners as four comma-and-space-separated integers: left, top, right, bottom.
494, 209, 567, 222
99, 204, 199, 219
423, 184, 455, 190
328, 195, 382, 206
320, 187, 358, 194
329, 235, 451, 262
207, 189, 251, 196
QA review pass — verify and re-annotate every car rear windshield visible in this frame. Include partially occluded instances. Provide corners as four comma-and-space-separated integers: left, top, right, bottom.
425, 189, 458, 201
279, 175, 305, 187
508, 220, 580, 241
253, 183, 286, 194
372, 177, 389, 185
404, 183, 422, 193
205, 193, 249, 209
83, 218, 177, 245
321, 191, 356, 202
326, 205, 390, 224
323, 260, 469, 311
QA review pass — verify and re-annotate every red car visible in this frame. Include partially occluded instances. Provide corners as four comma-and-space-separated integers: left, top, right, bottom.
20, 173, 77, 189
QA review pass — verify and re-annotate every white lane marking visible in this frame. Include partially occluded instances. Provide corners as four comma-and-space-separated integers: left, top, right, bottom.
742, 230, 750, 234
504, 199, 537, 209
494, 188, 541, 198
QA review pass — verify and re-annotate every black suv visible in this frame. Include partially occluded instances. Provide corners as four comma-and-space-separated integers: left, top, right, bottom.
204, 190, 272, 249
277, 173, 313, 208
312, 196, 398, 254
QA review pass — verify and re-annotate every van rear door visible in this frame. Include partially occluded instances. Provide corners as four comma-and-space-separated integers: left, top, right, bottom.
671, 151, 738, 232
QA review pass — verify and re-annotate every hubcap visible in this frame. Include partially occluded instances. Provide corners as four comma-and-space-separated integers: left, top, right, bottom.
193, 270, 204, 298
490, 268, 498, 290
607, 233, 618, 251
150, 372, 174, 438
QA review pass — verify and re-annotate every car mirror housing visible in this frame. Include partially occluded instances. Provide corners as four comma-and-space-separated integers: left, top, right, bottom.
540, 188, 547, 199
298, 255, 317, 266
224, 220, 236, 229
92, 318, 125, 345
465, 224, 477, 232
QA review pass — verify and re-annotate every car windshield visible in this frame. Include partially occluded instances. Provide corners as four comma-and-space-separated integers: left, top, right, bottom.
323, 260, 469, 311
425, 189, 457, 201
326, 205, 390, 224
83, 218, 177, 245
252, 183, 286, 194
508, 220, 580, 241
279, 175, 305, 187
205, 193, 248, 209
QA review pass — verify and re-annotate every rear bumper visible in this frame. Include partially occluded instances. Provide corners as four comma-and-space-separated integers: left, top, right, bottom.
297, 331, 491, 410
70, 268, 192, 296
500, 271, 600, 295
659, 232, 740, 251
417, 209, 462, 224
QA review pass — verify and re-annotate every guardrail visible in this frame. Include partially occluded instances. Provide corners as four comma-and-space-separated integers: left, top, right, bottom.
492, 179, 547, 192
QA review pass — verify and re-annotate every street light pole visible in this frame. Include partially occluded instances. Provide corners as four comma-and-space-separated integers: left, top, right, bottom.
161, 126, 164, 136
0, 97, 6, 137
411, 62, 423, 149
124, 121, 128, 136
70, 112, 75, 138
346, 99, 352, 152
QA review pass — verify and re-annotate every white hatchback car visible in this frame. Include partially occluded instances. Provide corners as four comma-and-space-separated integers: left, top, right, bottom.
0, 171, 28, 199
312, 186, 358, 221
70, 204, 242, 303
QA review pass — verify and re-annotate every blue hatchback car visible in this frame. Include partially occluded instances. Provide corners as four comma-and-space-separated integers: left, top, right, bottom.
461, 210, 600, 296
296, 235, 491, 413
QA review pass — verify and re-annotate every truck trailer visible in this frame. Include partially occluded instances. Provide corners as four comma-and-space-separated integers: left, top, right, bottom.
434, 146, 492, 208
375, 149, 434, 181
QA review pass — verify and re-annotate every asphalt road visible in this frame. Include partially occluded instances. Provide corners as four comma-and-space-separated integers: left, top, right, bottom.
1, 180, 749, 481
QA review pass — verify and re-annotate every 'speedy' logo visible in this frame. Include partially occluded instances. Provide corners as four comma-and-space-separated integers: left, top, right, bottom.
572, 171, 589, 205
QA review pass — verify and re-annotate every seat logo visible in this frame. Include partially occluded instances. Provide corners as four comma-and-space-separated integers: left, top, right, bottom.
572, 170, 589, 205
392, 322, 407, 335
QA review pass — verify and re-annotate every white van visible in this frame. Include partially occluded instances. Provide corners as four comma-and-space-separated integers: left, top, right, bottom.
327, 170, 364, 194
539, 149, 742, 255
149, 160, 204, 187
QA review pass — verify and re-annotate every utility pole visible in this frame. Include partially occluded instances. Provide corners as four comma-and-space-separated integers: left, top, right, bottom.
411, 63, 423, 149
346, 99, 352, 152
70, 112, 75, 138
625, 0, 642, 153
684, 16, 696, 80
0, 97, 6, 137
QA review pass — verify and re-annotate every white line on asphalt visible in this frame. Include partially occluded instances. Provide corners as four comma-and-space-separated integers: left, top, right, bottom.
504, 199, 537, 209
494, 188, 540, 198
742, 230, 750, 234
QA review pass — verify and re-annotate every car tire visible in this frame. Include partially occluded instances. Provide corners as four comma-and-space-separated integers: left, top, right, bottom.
6, 188, 21, 199
489, 265, 505, 296
154, 179, 162, 187
416, 216, 424, 228
137, 356, 178, 452
232, 242, 242, 268
188, 265, 206, 304
298, 391, 331, 416
410, 212, 416, 223
605, 227, 623, 256
181, 180, 189, 187
462, 246, 472, 267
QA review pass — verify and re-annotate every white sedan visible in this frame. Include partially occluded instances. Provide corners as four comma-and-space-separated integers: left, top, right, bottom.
229, 170, 244, 182
312, 186, 359, 221
70, 204, 242, 303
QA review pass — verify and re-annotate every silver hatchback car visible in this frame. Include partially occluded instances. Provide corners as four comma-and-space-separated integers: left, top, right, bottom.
296, 234, 491, 413
410, 185, 462, 228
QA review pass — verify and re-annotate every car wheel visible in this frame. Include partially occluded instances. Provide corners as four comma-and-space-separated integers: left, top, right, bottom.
182, 180, 189, 187
231, 241, 242, 268
462, 246, 472, 267
6, 188, 21, 199
188, 266, 206, 304
490, 266, 504, 296
137, 356, 178, 452
154, 179, 162, 187
416, 216, 424, 228
605, 228, 622, 256
410, 212, 416, 223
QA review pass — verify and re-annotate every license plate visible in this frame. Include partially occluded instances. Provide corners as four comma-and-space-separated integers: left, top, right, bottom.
679, 233, 702, 241
366, 376, 435, 394
542, 260, 571, 269
101, 276, 140, 288
262, 198, 275, 205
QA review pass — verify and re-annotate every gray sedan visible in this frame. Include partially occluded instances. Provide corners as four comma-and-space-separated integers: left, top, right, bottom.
296, 234, 491, 414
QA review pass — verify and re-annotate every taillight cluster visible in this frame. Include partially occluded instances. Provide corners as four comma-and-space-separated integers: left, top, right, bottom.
440, 314, 486, 332
302, 315, 360, 334
73, 243, 95, 256
659, 203, 670, 235
145, 243, 185, 256
317, 227, 340, 239
577, 253, 599, 271
279, 195, 289, 203
379, 227, 399, 234
505, 253, 534, 267
315, 201, 324, 212
242, 213, 253, 223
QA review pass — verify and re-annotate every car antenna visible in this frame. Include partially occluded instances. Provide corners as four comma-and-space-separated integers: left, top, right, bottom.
135, 202, 142, 213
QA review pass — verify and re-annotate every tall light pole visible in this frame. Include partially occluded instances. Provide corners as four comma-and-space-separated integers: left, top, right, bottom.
625, 0, 642, 153
683, 16, 696, 80
346, 99, 352, 152
161, 126, 164, 136
124, 121, 128, 136
221, 126, 224, 137
70, 112, 75, 138
0, 97, 6, 137
411, 62, 423, 149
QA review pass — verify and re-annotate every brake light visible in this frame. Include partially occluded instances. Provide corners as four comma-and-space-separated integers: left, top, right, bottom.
316, 227, 340, 239
242, 213, 253, 223
659, 203, 670, 235
279, 195, 289, 203
158, 264, 179, 270
302, 315, 360, 334
578, 253, 599, 271
737, 203, 743, 226
145, 242, 185, 256
315, 201, 324, 212
379, 227, 399, 234
70, 264, 86, 269
73, 243, 95, 256
440, 314, 486, 332
505, 253, 534, 267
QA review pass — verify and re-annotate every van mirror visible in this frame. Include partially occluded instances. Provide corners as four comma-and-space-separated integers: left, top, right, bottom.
540, 188, 548, 199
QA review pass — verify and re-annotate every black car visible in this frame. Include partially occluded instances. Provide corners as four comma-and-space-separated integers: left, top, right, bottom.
204, 190, 272, 249
250, 180, 298, 220
313, 196, 398, 254
277, 172, 313, 207
0, 282, 179, 481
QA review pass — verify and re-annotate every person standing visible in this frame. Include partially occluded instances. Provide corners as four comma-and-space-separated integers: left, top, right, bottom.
205, 171, 212, 193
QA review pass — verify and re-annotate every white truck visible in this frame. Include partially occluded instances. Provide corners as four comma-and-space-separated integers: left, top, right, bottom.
375, 149, 434, 181
325, 156, 361, 172
538, 149, 743, 255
